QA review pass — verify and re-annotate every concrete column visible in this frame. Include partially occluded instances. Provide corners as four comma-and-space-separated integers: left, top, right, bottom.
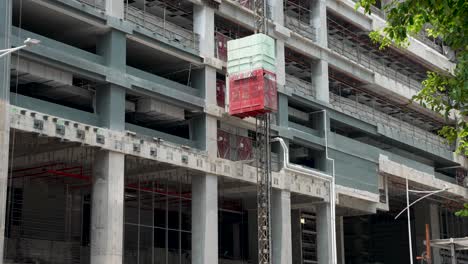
233, 223, 241, 259
91, 28, 126, 264
91, 150, 125, 264
310, 0, 329, 103
191, 174, 218, 264
316, 203, 332, 264
97, 30, 126, 71
291, 209, 302, 264
0, 1, 12, 263
414, 202, 441, 263
311, 59, 329, 103
268, 0, 284, 23
192, 4, 217, 156
310, 0, 328, 47
248, 209, 258, 264
95, 84, 125, 131
277, 94, 288, 128
429, 204, 441, 264
336, 216, 345, 264
193, 5, 214, 59
271, 189, 292, 264
275, 40, 286, 92
105, 0, 124, 19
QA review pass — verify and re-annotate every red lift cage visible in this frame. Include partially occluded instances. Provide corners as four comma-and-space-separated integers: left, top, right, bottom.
228, 68, 277, 118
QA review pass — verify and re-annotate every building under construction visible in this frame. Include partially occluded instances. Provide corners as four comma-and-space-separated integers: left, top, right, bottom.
0, 0, 467, 263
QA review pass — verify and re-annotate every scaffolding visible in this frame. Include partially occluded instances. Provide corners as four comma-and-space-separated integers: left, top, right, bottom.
327, 14, 428, 92
328, 68, 452, 151
283, 0, 316, 42
285, 74, 315, 98
124, 0, 199, 51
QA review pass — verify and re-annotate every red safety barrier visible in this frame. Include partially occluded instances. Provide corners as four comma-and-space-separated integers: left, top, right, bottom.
216, 79, 226, 108
235, 135, 252, 161
215, 32, 228, 61
228, 68, 277, 118
217, 129, 230, 159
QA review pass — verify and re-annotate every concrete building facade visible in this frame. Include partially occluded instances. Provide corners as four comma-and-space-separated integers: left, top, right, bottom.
0, 0, 467, 263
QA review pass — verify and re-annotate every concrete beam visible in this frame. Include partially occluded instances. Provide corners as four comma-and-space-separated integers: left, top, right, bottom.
9, 104, 334, 201
30, 0, 107, 27
380, 154, 468, 200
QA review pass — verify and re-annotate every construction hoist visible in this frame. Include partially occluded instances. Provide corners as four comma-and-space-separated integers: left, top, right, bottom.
253, 1, 272, 264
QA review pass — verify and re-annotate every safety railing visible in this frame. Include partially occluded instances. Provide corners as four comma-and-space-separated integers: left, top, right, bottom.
76, 0, 105, 10
327, 27, 423, 92
284, 16, 317, 42
414, 25, 445, 54
124, 5, 199, 51
329, 92, 452, 151
285, 74, 315, 98
284, 0, 316, 42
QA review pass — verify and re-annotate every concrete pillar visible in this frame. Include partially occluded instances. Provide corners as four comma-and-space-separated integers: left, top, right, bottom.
336, 216, 345, 264
291, 209, 302, 264
105, 0, 124, 19
272, 189, 292, 264
193, 5, 214, 59
97, 30, 126, 71
248, 209, 258, 263
191, 174, 218, 264
310, 0, 329, 103
91, 28, 126, 264
0, 1, 12, 263
233, 223, 241, 259
311, 60, 329, 103
277, 94, 288, 129
429, 204, 441, 264
192, 4, 217, 156
90, 150, 125, 264
95, 84, 125, 130
414, 202, 441, 263
268, 0, 284, 23
310, 0, 328, 47
316, 203, 332, 264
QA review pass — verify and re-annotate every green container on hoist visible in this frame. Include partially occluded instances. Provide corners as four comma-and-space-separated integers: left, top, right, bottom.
227, 33, 276, 74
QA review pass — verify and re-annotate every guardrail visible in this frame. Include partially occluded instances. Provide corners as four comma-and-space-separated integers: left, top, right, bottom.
286, 74, 315, 98
329, 92, 452, 151
284, 0, 316, 42
124, 5, 199, 51
327, 33, 423, 92
76, 0, 104, 10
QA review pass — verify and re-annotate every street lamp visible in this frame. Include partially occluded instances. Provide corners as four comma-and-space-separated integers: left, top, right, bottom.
395, 177, 450, 264
0, 37, 40, 58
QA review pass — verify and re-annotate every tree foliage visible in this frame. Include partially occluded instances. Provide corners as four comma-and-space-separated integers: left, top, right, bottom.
355, 0, 467, 216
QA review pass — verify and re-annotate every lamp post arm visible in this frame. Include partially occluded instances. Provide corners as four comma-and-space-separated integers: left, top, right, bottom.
395, 188, 449, 220
0, 45, 28, 58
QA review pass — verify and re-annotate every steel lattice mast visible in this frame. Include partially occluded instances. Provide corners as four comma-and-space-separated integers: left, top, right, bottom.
255, 113, 272, 264
253, 1, 272, 263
